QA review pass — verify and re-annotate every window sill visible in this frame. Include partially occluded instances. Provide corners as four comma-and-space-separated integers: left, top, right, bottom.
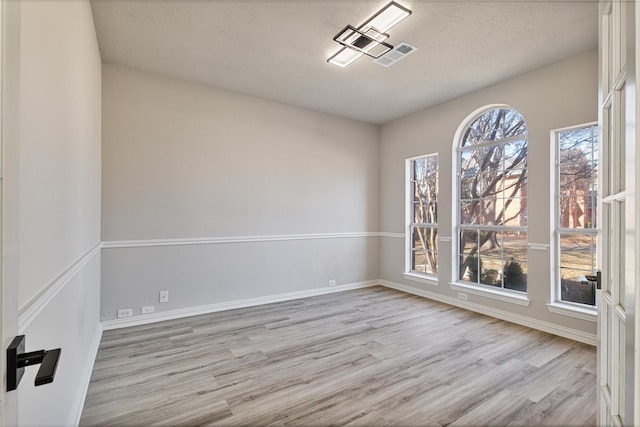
403, 272, 439, 286
546, 302, 597, 322
449, 282, 531, 306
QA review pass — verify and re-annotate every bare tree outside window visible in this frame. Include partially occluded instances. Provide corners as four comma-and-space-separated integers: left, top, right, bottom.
457, 108, 528, 292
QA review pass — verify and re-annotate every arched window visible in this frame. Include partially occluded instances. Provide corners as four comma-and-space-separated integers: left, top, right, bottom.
456, 106, 528, 292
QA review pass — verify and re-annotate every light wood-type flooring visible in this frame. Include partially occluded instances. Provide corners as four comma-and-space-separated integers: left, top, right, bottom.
80, 286, 596, 426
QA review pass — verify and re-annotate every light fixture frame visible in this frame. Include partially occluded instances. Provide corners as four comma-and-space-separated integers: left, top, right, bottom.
327, 47, 363, 68
359, 1, 412, 33
333, 25, 393, 58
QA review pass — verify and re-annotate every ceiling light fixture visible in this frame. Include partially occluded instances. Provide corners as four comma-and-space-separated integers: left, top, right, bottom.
328, 48, 363, 68
362, 1, 411, 33
327, 1, 412, 68
334, 25, 393, 58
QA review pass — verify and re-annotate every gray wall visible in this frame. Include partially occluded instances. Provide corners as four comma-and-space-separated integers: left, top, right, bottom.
379, 50, 598, 336
15, 0, 102, 425
101, 64, 380, 321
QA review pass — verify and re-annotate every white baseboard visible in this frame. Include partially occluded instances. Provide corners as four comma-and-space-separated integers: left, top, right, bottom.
68, 324, 103, 426
379, 280, 597, 346
100, 278, 596, 345
101, 280, 378, 330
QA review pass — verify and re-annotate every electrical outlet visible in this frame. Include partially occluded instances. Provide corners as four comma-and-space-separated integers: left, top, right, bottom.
117, 308, 133, 318
141, 306, 154, 315
328, 280, 336, 287
458, 292, 468, 301
159, 291, 169, 303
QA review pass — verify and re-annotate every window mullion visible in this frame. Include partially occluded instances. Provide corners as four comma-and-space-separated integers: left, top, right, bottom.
459, 133, 528, 151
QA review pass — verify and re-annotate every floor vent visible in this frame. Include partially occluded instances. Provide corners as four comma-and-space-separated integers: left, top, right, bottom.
374, 42, 417, 67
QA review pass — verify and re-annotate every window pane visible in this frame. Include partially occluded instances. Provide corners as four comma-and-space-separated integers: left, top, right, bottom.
480, 256, 502, 287
559, 193, 597, 229
503, 169, 526, 196
479, 230, 503, 286
559, 125, 598, 230
413, 226, 438, 253
413, 201, 437, 225
478, 200, 495, 225
560, 267, 596, 305
459, 229, 479, 282
560, 234, 597, 305
411, 226, 437, 275
460, 199, 480, 225
501, 197, 527, 227
460, 176, 478, 199
503, 140, 527, 171
503, 231, 528, 292
479, 230, 502, 257
503, 258, 528, 292
460, 150, 476, 172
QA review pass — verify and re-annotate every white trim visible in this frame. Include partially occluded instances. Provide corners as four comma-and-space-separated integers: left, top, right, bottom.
449, 282, 531, 306
602, 191, 627, 203
18, 243, 101, 332
381, 280, 596, 346
528, 243, 550, 251
102, 232, 379, 249
547, 302, 597, 322
67, 324, 102, 427
552, 120, 599, 133
378, 232, 404, 239
458, 133, 529, 151
402, 272, 439, 286
438, 236, 452, 242
101, 280, 378, 330
458, 224, 527, 232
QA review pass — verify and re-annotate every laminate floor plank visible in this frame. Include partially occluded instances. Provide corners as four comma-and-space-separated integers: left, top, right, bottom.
80, 286, 596, 426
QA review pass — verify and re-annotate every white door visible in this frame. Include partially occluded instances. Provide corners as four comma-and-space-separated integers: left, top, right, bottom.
597, 1, 636, 425
1, 0, 21, 425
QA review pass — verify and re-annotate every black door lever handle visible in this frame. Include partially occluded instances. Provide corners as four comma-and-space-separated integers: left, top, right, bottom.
585, 270, 602, 290
6, 335, 61, 391
34, 348, 61, 386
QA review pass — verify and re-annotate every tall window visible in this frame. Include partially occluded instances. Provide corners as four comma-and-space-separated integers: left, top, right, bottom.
407, 154, 438, 276
556, 124, 598, 306
457, 107, 528, 292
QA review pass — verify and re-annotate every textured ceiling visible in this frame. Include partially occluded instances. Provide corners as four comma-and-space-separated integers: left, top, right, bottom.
90, 0, 598, 124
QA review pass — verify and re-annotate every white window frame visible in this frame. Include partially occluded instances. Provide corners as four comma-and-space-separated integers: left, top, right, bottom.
404, 153, 439, 284
450, 105, 530, 306
547, 122, 598, 321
